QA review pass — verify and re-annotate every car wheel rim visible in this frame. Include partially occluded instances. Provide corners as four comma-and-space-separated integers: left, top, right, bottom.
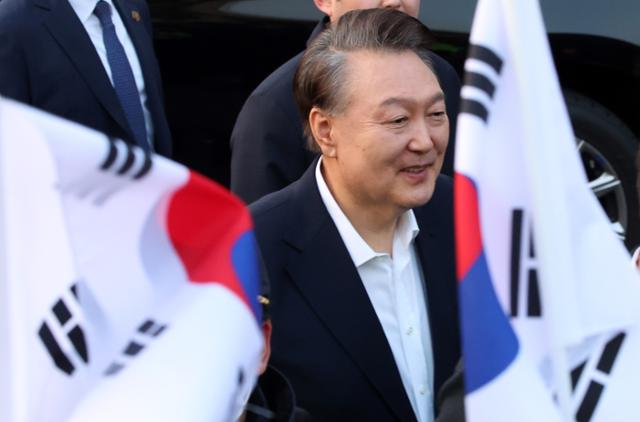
576, 138, 628, 240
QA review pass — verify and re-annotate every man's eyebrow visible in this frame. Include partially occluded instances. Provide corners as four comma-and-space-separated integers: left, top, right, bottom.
379, 92, 446, 108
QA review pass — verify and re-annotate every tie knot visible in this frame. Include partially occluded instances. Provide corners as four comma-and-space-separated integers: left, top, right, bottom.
93, 0, 112, 25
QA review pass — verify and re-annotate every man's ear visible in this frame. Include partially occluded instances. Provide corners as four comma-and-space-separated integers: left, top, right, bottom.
258, 320, 272, 375
309, 106, 337, 157
313, 0, 335, 19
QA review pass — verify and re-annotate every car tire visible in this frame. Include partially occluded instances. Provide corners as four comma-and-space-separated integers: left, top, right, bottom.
564, 91, 639, 250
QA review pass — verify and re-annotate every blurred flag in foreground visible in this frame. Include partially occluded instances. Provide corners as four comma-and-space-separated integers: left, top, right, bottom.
0, 98, 263, 422
454, 0, 640, 420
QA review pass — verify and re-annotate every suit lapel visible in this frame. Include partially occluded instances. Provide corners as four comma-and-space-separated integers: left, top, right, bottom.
283, 167, 417, 422
413, 186, 458, 392
37, 0, 134, 140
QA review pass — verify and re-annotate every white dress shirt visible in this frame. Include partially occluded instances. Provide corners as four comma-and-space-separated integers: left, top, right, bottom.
315, 159, 435, 422
68, 0, 154, 148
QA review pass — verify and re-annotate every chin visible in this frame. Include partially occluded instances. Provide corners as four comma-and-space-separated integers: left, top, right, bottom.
398, 186, 435, 209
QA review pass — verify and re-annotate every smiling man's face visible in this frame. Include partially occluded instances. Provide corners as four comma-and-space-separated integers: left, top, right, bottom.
322, 49, 449, 216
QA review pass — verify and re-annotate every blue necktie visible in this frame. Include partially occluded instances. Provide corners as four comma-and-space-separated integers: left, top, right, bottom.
94, 1, 149, 151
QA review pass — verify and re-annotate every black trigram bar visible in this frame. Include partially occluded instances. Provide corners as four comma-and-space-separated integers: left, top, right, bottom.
460, 99, 489, 123
124, 341, 145, 357
596, 332, 625, 373
117, 142, 136, 175
574, 332, 626, 422
52, 299, 72, 325
104, 319, 168, 377
510, 210, 524, 317
104, 362, 125, 376
99, 137, 153, 179
138, 319, 155, 334
468, 44, 504, 74
68, 326, 89, 363
133, 152, 152, 179
571, 361, 587, 391
577, 381, 604, 422
463, 71, 497, 99
460, 44, 504, 124
38, 323, 75, 375
137, 319, 167, 337
101, 138, 118, 170
510, 209, 541, 317
38, 283, 90, 375
527, 269, 542, 317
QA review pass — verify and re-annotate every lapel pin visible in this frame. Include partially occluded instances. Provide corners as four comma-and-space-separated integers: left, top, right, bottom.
131, 10, 141, 22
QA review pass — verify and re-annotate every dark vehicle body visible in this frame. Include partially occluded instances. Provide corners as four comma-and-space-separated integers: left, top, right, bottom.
149, 0, 640, 247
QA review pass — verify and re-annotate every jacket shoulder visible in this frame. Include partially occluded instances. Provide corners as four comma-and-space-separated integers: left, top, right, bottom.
250, 183, 297, 227
251, 52, 305, 99
0, 0, 36, 34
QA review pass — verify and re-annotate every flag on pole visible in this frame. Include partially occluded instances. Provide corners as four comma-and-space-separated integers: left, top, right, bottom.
0, 97, 263, 422
454, 0, 640, 420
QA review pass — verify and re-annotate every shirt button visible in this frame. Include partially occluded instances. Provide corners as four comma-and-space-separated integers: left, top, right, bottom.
406, 326, 413, 336
419, 384, 426, 395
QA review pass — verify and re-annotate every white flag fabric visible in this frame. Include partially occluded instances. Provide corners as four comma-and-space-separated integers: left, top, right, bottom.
454, 0, 640, 421
0, 98, 263, 422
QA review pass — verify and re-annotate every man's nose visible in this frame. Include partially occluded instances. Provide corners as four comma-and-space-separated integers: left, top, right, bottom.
381, 0, 403, 10
408, 121, 435, 152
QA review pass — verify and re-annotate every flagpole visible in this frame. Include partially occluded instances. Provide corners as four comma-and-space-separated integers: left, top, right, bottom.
499, 0, 576, 420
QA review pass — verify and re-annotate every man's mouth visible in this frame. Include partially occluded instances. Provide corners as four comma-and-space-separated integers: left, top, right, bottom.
401, 164, 429, 174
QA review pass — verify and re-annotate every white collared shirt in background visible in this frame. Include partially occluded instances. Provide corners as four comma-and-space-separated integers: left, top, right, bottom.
68, 0, 154, 149
315, 158, 435, 422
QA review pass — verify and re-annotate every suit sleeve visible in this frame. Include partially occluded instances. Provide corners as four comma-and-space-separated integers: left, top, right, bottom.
0, 26, 31, 103
230, 92, 313, 205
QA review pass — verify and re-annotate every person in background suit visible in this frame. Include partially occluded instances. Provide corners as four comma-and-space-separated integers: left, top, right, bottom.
230, 0, 460, 205
251, 9, 460, 421
434, 360, 466, 422
0, 0, 172, 157
239, 272, 311, 422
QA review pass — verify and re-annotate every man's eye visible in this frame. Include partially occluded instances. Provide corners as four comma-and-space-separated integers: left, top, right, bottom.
387, 116, 408, 126
430, 111, 447, 119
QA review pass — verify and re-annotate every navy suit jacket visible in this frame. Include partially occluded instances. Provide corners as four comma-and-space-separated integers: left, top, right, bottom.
0, 0, 172, 157
250, 162, 461, 422
231, 20, 461, 204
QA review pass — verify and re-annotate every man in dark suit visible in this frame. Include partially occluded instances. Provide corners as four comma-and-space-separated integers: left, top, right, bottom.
251, 9, 460, 421
230, 0, 460, 204
0, 0, 171, 157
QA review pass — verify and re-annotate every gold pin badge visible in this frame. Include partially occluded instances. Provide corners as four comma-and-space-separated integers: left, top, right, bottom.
131, 10, 141, 22
258, 295, 270, 306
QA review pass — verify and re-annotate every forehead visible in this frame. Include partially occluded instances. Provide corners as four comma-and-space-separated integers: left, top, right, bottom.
341, 50, 442, 109
337, 0, 421, 14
